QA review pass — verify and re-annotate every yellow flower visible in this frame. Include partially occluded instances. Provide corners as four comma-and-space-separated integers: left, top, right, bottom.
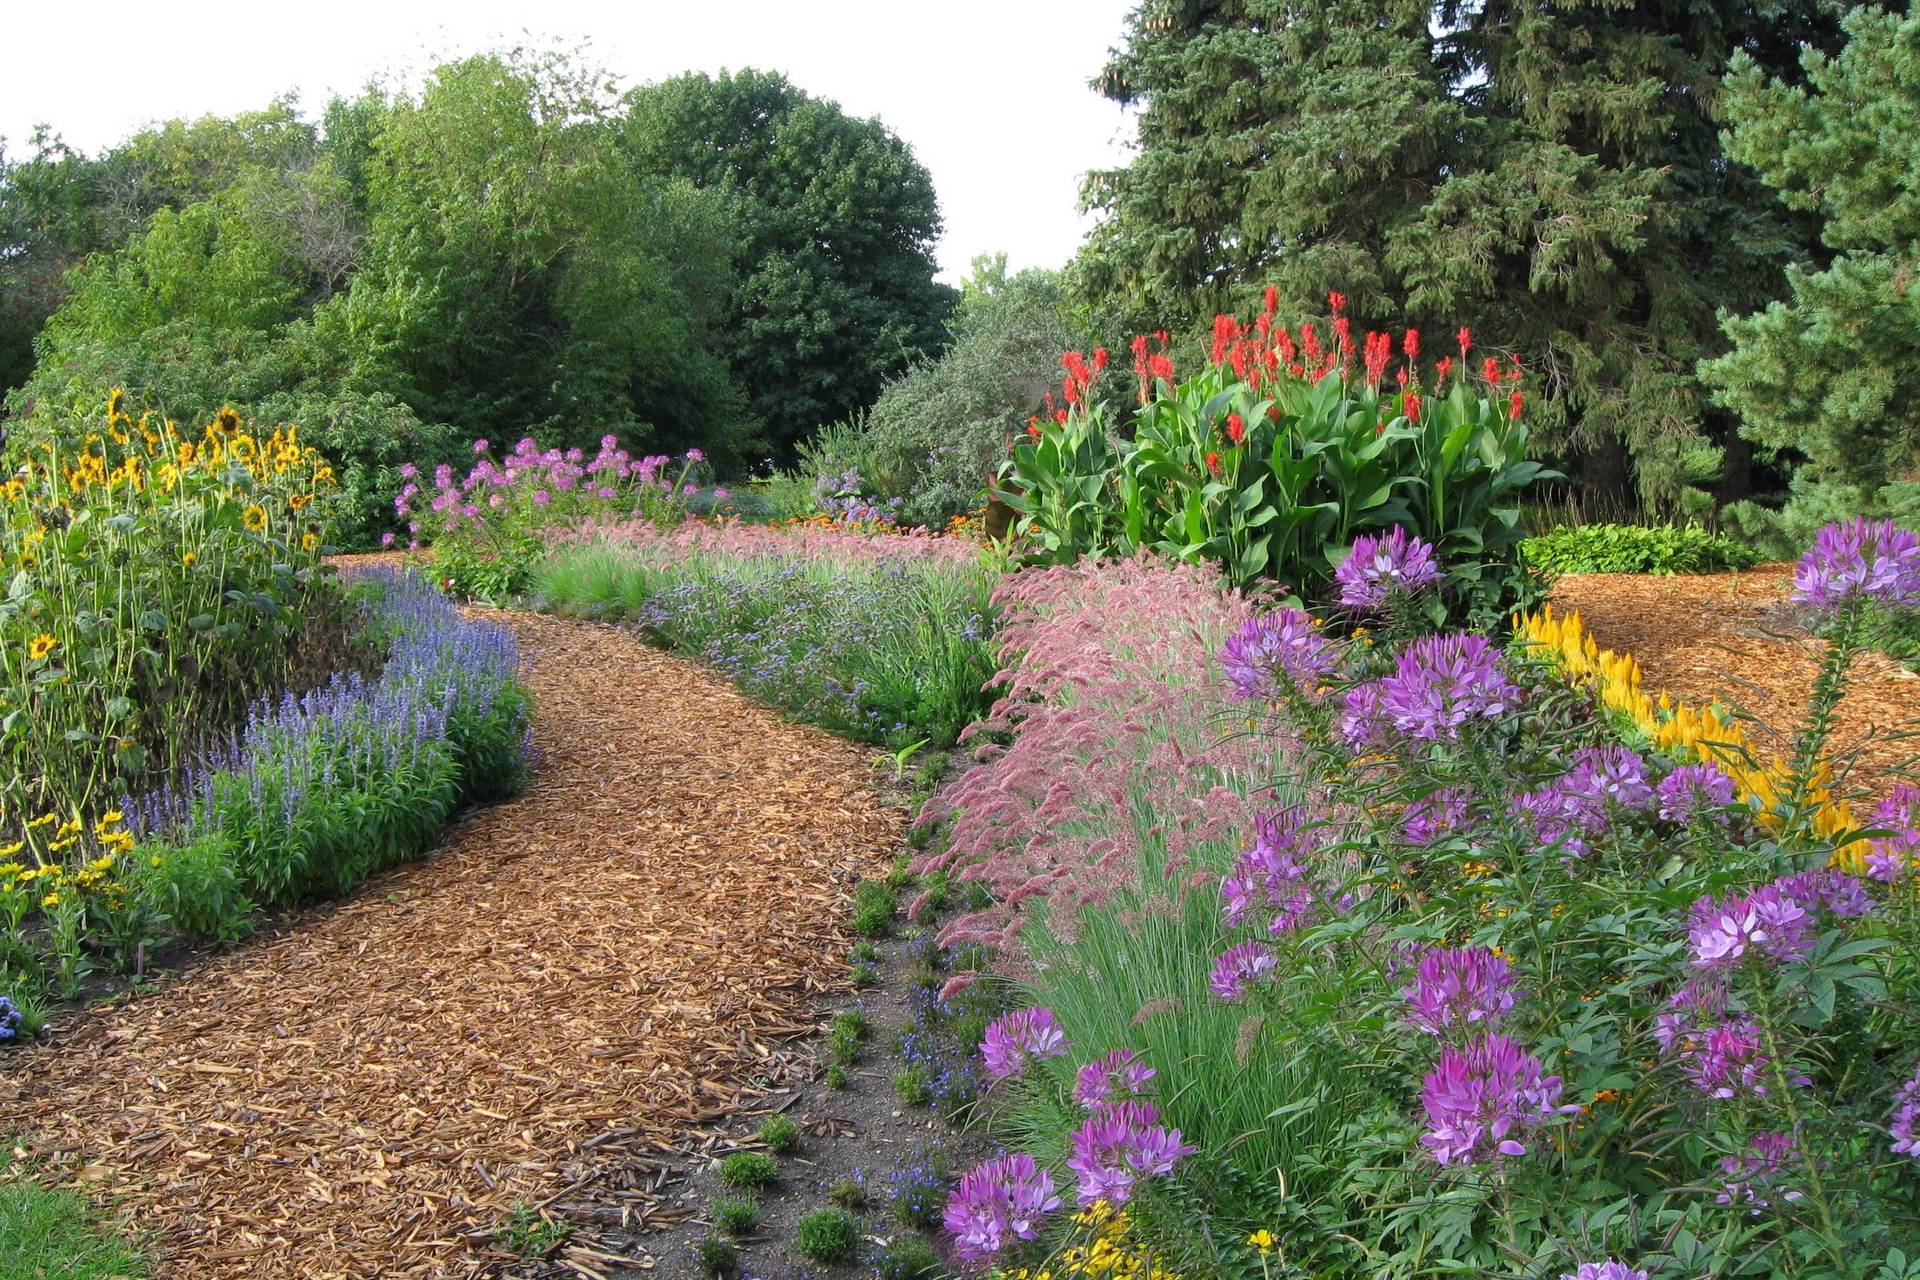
1247, 1228, 1276, 1251
182, 551, 197, 567
211, 406, 241, 436
27, 633, 57, 661
40, 890, 60, 910
289, 493, 311, 511
243, 505, 268, 533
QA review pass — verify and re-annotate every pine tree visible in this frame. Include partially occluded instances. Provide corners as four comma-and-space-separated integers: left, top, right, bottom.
1703, 6, 1920, 549
1082, 0, 1844, 512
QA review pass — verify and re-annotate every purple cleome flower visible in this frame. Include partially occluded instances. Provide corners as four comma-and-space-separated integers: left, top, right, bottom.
1065, 1100, 1196, 1206
1209, 940, 1279, 1001
1689, 870, 1872, 973
1562, 1264, 1650, 1280
1375, 633, 1519, 742
1402, 787, 1470, 845
1220, 808, 1322, 935
1335, 526, 1443, 612
943, 1152, 1061, 1261
980, 1007, 1069, 1081
1869, 786, 1920, 882
1221, 608, 1338, 702
1419, 1032, 1573, 1164
1339, 679, 1388, 749
1401, 946, 1519, 1038
1893, 1061, 1920, 1159
1792, 517, 1920, 613
1658, 763, 1738, 825
1717, 1131, 1804, 1213
1073, 1049, 1157, 1109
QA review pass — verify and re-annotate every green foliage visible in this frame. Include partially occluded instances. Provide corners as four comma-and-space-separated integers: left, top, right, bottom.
133, 834, 254, 944
824, 1063, 849, 1089
710, 1193, 759, 1236
832, 1008, 870, 1041
757, 1113, 801, 1156
694, 1235, 739, 1277
852, 880, 897, 939
1079, 0, 1845, 513
794, 1208, 862, 1265
717, 1152, 777, 1190
892, 1065, 932, 1107
871, 1234, 944, 1280
1704, 7, 1920, 549
1521, 523, 1763, 576
0, 1161, 147, 1279
858, 260, 1102, 526
496, 1204, 569, 1256
621, 68, 956, 457
827, 1175, 869, 1209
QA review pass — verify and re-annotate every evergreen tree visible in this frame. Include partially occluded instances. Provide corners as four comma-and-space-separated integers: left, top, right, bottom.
1082, 0, 1845, 512
1703, 5, 1920, 549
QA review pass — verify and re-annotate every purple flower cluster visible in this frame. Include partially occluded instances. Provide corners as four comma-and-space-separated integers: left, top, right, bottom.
1791, 517, 1920, 613
1221, 608, 1337, 702
1687, 870, 1872, 972
1716, 1131, 1803, 1213
1869, 785, 1920, 883
1654, 980, 1807, 1100
980, 1007, 1069, 1081
1562, 1264, 1649, 1280
0, 994, 21, 1042
1402, 787, 1470, 845
1335, 527, 1442, 612
1209, 940, 1279, 1001
1220, 808, 1323, 935
1511, 746, 1652, 856
1352, 633, 1519, 743
1893, 1061, 1920, 1159
1073, 1049, 1156, 1108
942, 1153, 1061, 1261
1065, 1099, 1196, 1205
1401, 946, 1519, 1038
1657, 763, 1738, 825
1419, 1032, 1573, 1164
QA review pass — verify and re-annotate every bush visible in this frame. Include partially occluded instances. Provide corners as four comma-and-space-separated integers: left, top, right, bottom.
1520, 522, 1762, 575
710, 1194, 758, 1236
132, 834, 253, 944
757, 1113, 801, 1155
851, 881, 896, 939
693, 1235, 738, 1277
794, 1208, 862, 1265
717, 1152, 777, 1190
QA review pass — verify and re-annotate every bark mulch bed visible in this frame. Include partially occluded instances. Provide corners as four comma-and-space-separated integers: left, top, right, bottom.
1, 611, 900, 1279
1551, 567, 1920, 798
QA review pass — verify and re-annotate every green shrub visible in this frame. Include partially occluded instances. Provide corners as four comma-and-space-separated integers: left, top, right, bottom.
827, 1174, 869, 1209
871, 1234, 944, 1280
831, 1009, 870, 1041
758, 1113, 801, 1155
849, 941, 883, 964
794, 1208, 862, 1265
717, 1152, 777, 1190
711, 1194, 759, 1236
694, 1235, 739, 1277
824, 1063, 849, 1089
133, 834, 253, 944
892, 1065, 932, 1107
848, 959, 877, 988
1520, 522, 1761, 575
851, 881, 895, 939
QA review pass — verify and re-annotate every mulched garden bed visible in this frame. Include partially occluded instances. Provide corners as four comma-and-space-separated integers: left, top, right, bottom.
1, 611, 901, 1279
1552, 567, 1919, 799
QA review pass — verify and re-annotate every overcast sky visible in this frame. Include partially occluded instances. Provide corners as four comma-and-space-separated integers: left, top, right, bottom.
1, 0, 1140, 283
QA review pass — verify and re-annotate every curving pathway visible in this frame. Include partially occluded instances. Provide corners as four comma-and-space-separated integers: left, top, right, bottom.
1, 611, 900, 1278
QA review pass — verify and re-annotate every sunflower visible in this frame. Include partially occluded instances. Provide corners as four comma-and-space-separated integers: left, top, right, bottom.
243, 505, 268, 533
27, 633, 56, 661
211, 406, 241, 436
181, 551, 197, 567
300, 526, 321, 553
289, 493, 311, 511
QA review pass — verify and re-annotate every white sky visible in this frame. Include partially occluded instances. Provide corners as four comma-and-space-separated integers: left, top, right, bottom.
1, 0, 1140, 283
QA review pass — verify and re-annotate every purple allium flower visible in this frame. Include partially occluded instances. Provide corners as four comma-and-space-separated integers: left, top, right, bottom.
686, 447, 706, 463
1401, 946, 1519, 1038
1073, 1049, 1156, 1108
1220, 809, 1321, 935
1065, 1100, 1195, 1206
1402, 787, 1470, 845
1869, 786, 1920, 882
532, 489, 552, 507
1658, 763, 1738, 825
1792, 517, 1920, 613
980, 1007, 1069, 1080
1562, 1264, 1650, 1280
434, 463, 454, 489
1336, 526, 1442, 611
1717, 1131, 1804, 1213
597, 486, 616, 500
399, 462, 419, 480
1221, 608, 1337, 702
1209, 941, 1279, 1001
600, 433, 619, 450
1418, 1033, 1571, 1164
942, 1153, 1061, 1261
1377, 633, 1519, 741
1893, 1061, 1920, 1158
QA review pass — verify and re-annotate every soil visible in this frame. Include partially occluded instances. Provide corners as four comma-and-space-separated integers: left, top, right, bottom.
1551, 567, 1920, 800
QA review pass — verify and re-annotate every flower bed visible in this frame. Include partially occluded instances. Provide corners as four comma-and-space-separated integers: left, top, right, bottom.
919, 524, 1920, 1279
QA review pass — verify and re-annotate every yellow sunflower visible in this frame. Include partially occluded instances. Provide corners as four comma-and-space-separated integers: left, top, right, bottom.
211, 406, 241, 436
300, 529, 321, 553
242, 505, 268, 533
27, 633, 56, 661
289, 493, 311, 511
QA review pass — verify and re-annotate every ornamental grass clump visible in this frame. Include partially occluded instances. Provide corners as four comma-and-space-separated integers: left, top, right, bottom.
926, 526, 1920, 1278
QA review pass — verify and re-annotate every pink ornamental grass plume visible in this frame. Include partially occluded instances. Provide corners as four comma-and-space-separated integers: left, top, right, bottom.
555, 514, 980, 568
912, 557, 1290, 955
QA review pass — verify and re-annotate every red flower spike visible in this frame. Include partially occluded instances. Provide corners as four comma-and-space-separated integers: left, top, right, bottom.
1026, 418, 1042, 441
1264, 285, 1279, 316
1154, 329, 1169, 346
1403, 328, 1420, 362
1435, 355, 1453, 387
1054, 408, 1068, 424
1363, 331, 1392, 388
1396, 365, 1410, 389
1509, 389, 1524, 420
1204, 451, 1221, 477
1226, 412, 1245, 445
1483, 356, 1501, 385
1301, 323, 1321, 366
1211, 315, 1242, 365
1333, 314, 1352, 360
1327, 290, 1346, 314
1093, 347, 1109, 373
1405, 388, 1422, 423
1457, 326, 1472, 359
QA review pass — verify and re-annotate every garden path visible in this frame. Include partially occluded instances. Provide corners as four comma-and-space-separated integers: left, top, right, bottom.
1, 611, 899, 1279
1554, 568, 1919, 798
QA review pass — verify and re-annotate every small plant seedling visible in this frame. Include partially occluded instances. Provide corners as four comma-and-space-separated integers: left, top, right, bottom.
849, 959, 877, 988
759, 1113, 801, 1155
893, 1065, 932, 1107
718, 1151, 778, 1190
695, 1235, 739, 1276
795, 1207, 862, 1265
825, 1063, 849, 1089
497, 1203, 570, 1256
827, 1173, 869, 1209
829, 1023, 863, 1064
850, 941, 883, 964
711, 1193, 759, 1236
832, 1008, 870, 1040
851, 880, 896, 939
886, 854, 916, 890
873, 1232, 943, 1279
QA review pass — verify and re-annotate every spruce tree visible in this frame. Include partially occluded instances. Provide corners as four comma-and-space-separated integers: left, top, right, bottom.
1082, 0, 1844, 512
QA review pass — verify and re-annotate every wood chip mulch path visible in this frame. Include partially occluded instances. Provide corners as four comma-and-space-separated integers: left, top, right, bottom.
2, 611, 900, 1278
1552, 568, 1920, 799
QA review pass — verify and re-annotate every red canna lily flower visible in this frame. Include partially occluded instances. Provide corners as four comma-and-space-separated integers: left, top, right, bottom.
1265, 285, 1280, 315
1403, 328, 1420, 361
1435, 355, 1454, 387
1226, 412, 1246, 445
1457, 326, 1471, 359
1483, 356, 1501, 385
1363, 331, 1392, 387
1405, 388, 1422, 423
1328, 290, 1346, 314
1509, 388, 1524, 420
1205, 451, 1221, 477
1026, 417, 1042, 441
1093, 347, 1109, 373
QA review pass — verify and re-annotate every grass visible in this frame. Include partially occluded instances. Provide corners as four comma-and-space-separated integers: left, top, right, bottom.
717, 1152, 778, 1190
851, 881, 896, 939
0, 1161, 146, 1279
794, 1207, 862, 1265
711, 1193, 759, 1236
757, 1113, 801, 1155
